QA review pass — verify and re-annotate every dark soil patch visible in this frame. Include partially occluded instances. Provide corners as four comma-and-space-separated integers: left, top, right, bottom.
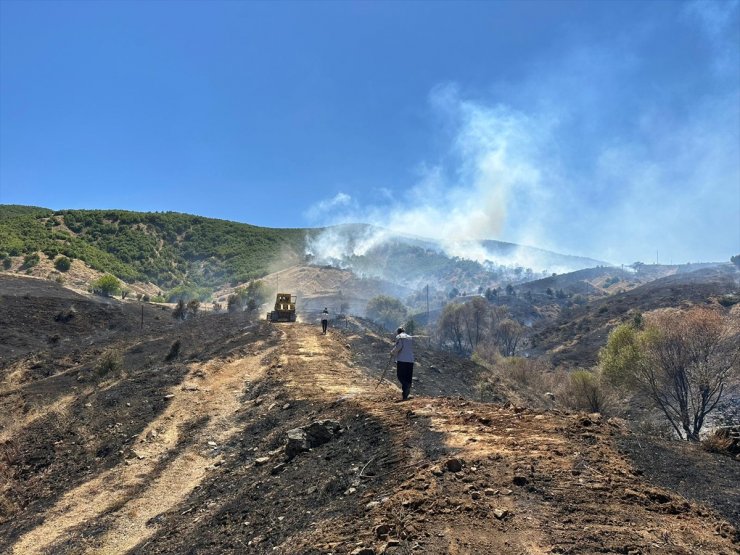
618, 435, 740, 528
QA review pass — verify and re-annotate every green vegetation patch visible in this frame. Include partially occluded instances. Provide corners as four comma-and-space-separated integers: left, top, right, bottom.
0, 205, 311, 291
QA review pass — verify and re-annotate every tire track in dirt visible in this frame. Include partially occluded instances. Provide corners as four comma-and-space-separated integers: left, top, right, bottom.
10, 322, 737, 554
273, 325, 550, 553
279, 328, 386, 399
11, 341, 273, 555
272, 325, 737, 554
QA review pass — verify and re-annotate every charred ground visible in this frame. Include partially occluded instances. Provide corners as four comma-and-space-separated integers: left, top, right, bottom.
0, 275, 738, 554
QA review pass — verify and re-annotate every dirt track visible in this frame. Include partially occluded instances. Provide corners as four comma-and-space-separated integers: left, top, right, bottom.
1, 277, 738, 554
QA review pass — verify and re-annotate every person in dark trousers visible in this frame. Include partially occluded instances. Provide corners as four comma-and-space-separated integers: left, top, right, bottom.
321, 307, 329, 334
390, 326, 414, 400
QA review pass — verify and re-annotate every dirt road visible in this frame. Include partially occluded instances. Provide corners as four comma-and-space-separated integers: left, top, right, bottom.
2, 315, 738, 554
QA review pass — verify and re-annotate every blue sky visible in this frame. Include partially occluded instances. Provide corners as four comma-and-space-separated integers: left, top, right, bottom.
1, 0, 738, 264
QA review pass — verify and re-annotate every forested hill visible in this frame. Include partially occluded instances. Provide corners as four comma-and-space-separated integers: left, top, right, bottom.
0, 205, 309, 290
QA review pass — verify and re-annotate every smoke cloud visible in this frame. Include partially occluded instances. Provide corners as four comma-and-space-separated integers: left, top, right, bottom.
306, 0, 740, 269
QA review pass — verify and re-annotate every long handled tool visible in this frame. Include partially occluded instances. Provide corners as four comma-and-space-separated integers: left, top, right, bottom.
375, 355, 394, 390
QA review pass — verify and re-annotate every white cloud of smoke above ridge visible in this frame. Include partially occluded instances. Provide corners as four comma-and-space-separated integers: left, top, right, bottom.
306, 1, 740, 269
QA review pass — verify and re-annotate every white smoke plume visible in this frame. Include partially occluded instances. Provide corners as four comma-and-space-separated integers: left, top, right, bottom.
306, 0, 740, 271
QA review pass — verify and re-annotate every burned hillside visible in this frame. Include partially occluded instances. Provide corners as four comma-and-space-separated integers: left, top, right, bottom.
0, 274, 738, 554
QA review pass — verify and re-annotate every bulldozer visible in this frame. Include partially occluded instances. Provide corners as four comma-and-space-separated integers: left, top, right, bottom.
267, 293, 297, 322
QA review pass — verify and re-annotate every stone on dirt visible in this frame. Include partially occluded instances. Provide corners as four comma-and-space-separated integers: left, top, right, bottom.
493, 508, 509, 519
285, 419, 342, 461
375, 523, 394, 538
444, 458, 463, 472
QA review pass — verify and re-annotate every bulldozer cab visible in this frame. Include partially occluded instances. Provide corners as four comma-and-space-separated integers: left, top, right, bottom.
267, 293, 297, 322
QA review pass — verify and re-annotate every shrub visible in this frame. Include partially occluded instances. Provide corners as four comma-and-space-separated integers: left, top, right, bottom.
97, 348, 123, 376
165, 339, 181, 361
701, 428, 738, 456
227, 294, 240, 312
503, 357, 551, 390
54, 306, 77, 323
92, 274, 121, 297
21, 253, 39, 269
2, 257, 11, 270
187, 299, 200, 316
54, 256, 72, 272
366, 295, 408, 331
172, 299, 187, 320
560, 370, 612, 414
142, 294, 151, 302
166, 284, 211, 303
600, 308, 739, 441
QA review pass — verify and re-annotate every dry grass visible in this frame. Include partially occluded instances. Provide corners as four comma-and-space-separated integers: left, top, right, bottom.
97, 348, 123, 377
0, 439, 20, 522
701, 428, 738, 456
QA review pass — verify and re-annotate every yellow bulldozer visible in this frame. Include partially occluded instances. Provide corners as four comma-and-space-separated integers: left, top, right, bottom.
267, 293, 297, 322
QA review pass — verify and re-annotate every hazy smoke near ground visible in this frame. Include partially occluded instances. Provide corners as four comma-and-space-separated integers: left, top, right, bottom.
306, 0, 740, 270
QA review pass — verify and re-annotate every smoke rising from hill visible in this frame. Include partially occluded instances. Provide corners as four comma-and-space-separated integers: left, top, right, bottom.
306, 0, 739, 269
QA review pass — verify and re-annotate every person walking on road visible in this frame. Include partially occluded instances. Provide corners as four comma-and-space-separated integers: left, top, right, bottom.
321, 307, 329, 334
390, 326, 414, 400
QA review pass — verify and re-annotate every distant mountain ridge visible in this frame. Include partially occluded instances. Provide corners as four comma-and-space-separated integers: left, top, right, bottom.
316, 223, 606, 270
1, 205, 609, 297
306, 223, 608, 292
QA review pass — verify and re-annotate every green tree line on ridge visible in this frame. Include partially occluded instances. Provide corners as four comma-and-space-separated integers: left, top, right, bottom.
0, 205, 310, 292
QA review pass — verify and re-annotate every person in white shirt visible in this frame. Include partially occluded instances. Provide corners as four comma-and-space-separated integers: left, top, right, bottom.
320, 307, 329, 334
390, 326, 414, 400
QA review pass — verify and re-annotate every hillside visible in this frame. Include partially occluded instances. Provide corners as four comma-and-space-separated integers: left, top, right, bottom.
1, 274, 738, 554
1, 205, 617, 304
0, 205, 309, 292
309, 224, 607, 292
528, 265, 740, 367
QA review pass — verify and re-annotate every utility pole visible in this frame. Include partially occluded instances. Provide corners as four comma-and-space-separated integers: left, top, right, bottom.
426, 284, 429, 328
